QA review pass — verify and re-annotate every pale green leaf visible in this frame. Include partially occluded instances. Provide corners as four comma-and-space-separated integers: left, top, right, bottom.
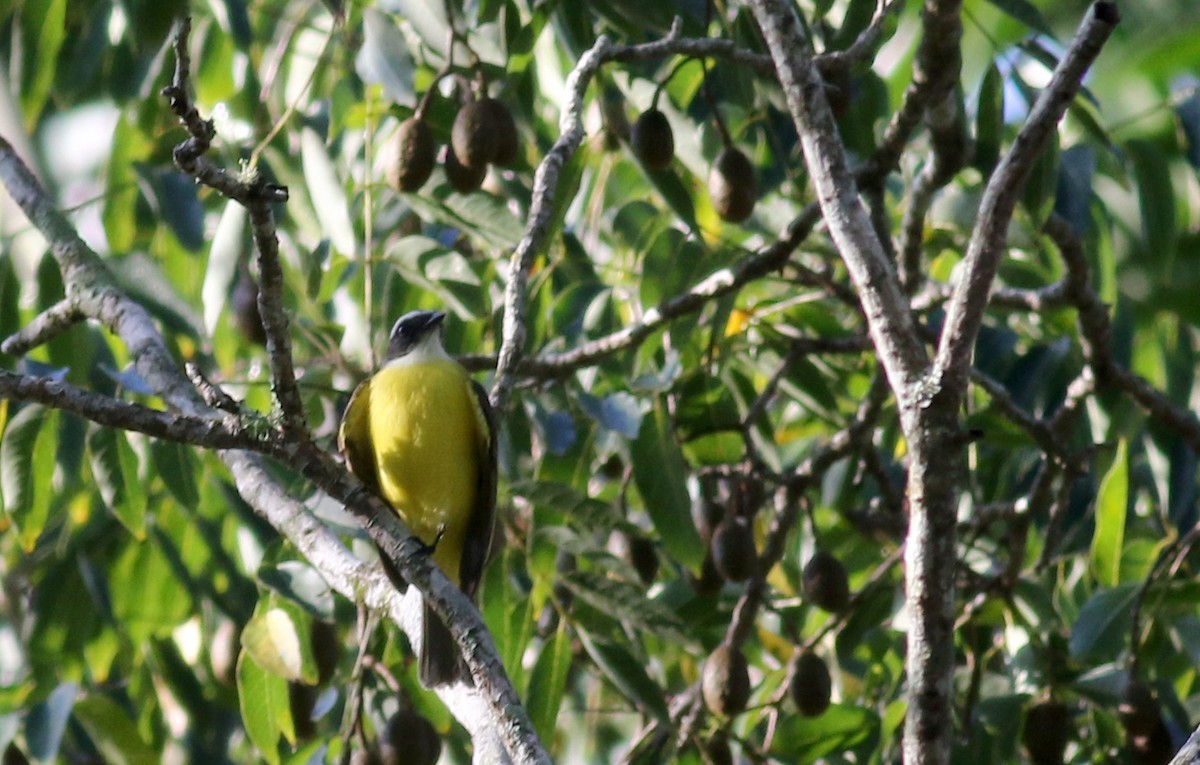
1091, 439, 1128, 587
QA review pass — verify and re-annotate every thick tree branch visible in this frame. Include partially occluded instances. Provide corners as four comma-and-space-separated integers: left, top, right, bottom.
747, 0, 928, 404
0, 129, 546, 765
932, 3, 1119, 397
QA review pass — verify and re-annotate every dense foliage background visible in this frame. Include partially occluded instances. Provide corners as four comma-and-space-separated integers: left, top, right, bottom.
2, 0, 1200, 763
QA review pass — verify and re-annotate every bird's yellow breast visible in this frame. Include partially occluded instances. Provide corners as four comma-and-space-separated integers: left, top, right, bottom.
364, 360, 482, 583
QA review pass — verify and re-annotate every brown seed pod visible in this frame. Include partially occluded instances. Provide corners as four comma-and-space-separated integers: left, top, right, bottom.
711, 517, 757, 583
701, 643, 751, 718
788, 651, 832, 717
631, 108, 674, 171
802, 549, 850, 613
451, 99, 499, 170
380, 709, 441, 765
386, 116, 437, 192
443, 145, 487, 194
1022, 699, 1072, 765
708, 146, 758, 223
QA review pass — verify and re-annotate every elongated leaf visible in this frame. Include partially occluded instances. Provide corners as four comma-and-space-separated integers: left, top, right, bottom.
1128, 139, 1177, 267
631, 400, 705, 570
576, 629, 669, 722
355, 8, 416, 105
985, 0, 1053, 36
1069, 583, 1138, 661
71, 695, 159, 765
202, 200, 247, 335
1, 404, 59, 550
300, 128, 357, 257
770, 703, 878, 763
88, 425, 147, 539
150, 439, 199, 508
20, 0, 67, 129
526, 620, 572, 741
237, 650, 286, 765
562, 569, 690, 644
974, 62, 1004, 177
1092, 440, 1128, 587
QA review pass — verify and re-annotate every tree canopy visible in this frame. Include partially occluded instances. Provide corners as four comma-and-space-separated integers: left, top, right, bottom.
3, 1, 1200, 764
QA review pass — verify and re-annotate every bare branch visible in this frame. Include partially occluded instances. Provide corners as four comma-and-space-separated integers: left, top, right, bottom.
747, 0, 928, 404
1, 299, 83, 355
933, 3, 1120, 397
163, 19, 308, 441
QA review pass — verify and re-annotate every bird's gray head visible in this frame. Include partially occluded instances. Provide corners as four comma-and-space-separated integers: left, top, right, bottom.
384, 310, 447, 363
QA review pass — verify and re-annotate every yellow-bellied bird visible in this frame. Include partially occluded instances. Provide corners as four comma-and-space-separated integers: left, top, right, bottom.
338, 310, 496, 686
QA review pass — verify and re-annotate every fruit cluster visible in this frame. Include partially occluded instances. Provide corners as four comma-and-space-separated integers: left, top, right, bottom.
387, 95, 519, 195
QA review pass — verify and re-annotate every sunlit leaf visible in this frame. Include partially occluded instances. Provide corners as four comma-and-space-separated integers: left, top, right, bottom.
1091, 439, 1128, 587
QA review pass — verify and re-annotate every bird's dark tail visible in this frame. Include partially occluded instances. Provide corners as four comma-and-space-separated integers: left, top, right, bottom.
420, 602, 465, 687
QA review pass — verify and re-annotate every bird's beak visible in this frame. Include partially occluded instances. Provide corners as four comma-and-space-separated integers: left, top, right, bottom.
425, 311, 447, 331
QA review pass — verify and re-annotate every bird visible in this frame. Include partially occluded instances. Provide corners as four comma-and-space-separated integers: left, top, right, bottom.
338, 309, 496, 686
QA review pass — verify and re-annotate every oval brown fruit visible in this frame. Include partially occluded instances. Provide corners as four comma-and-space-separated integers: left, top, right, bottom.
451, 99, 498, 170
789, 650, 832, 717
387, 116, 436, 192
701, 643, 751, 718
708, 146, 757, 223
631, 109, 674, 171
802, 549, 850, 613
711, 517, 757, 583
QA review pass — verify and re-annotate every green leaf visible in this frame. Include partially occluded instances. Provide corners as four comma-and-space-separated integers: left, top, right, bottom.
1068, 583, 1138, 661
355, 8, 416, 105
576, 628, 669, 722
1020, 135, 1059, 228
974, 62, 1004, 177
109, 540, 194, 642
562, 569, 691, 644
1091, 439, 1128, 587
985, 0, 1053, 36
300, 127, 357, 257
149, 439, 200, 508
87, 425, 147, 539
1, 404, 59, 551
19, 0, 67, 129
71, 695, 159, 765
526, 619, 572, 742
631, 400, 705, 570
242, 607, 305, 681
236, 650, 286, 765
1128, 139, 1177, 268
769, 703, 879, 763
481, 546, 535, 693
